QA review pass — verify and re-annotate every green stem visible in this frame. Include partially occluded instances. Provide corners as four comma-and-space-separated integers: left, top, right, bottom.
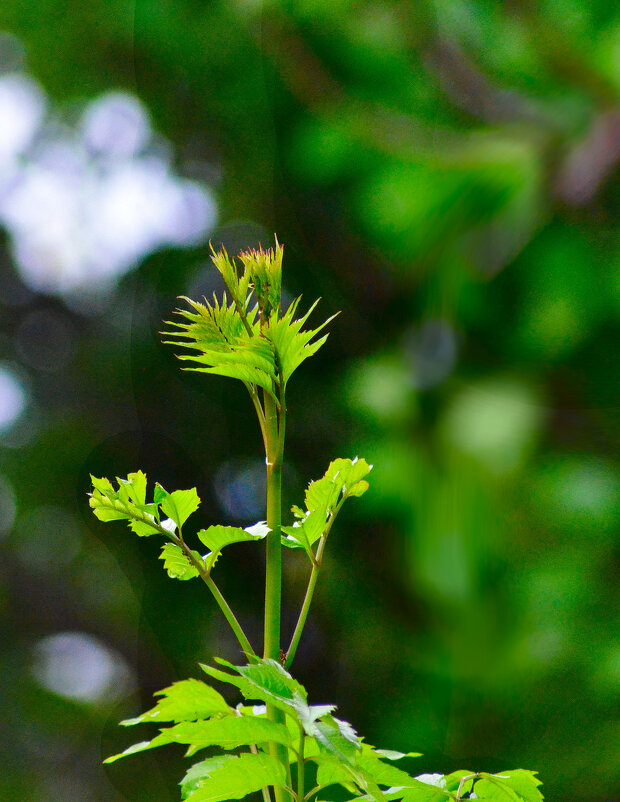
264, 393, 283, 661
297, 723, 305, 802
176, 534, 257, 659
284, 500, 343, 670
263, 390, 289, 802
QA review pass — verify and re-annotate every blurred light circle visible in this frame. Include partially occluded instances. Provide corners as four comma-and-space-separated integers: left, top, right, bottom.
405, 319, 458, 390
442, 378, 544, 473
0, 363, 27, 431
0, 474, 17, 536
169, 180, 218, 245
32, 631, 133, 702
0, 72, 45, 165
0, 80, 217, 302
81, 91, 150, 158
15, 308, 76, 372
214, 459, 266, 521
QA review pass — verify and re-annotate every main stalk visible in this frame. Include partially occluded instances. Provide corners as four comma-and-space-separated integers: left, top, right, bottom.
263, 392, 282, 661
263, 391, 289, 801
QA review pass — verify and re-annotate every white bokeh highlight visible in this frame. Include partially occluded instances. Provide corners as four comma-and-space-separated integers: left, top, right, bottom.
32, 631, 133, 703
0, 363, 27, 431
0, 74, 217, 301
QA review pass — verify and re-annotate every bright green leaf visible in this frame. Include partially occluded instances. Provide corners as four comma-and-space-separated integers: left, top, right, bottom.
181, 756, 237, 799
184, 752, 287, 802
159, 544, 200, 580
197, 523, 269, 553
160, 487, 200, 529
121, 678, 231, 726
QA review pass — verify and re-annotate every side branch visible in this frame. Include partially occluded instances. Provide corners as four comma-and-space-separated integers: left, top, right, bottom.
284, 499, 344, 670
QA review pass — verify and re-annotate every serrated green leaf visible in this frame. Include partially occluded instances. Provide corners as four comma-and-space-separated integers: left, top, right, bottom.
159, 544, 200, 580
474, 772, 543, 802
181, 755, 237, 799
164, 295, 278, 396
129, 516, 162, 537
122, 678, 231, 726
106, 716, 291, 765
90, 503, 130, 522
184, 752, 287, 802
159, 488, 200, 529
89, 473, 162, 535
197, 523, 269, 553
168, 716, 293, 752
124, 471, 147, 505
90, 475, 115, 495
266, 297, 335, 388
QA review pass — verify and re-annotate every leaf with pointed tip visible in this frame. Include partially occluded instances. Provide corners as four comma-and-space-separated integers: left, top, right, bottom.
265, 297, 336, 387
89, 473, 161, 535
121, 678, 231, 726
197, 523, 269, 554
163, 295, 277, 396
373, 749, 422, 761
284, 458, 373, 553
106, 716, 291, 763
159, 544, 201, 580
184, 753, 287, 802
473, 771, 543, 802
181, 756, 237, 800
158, 487, 200, 529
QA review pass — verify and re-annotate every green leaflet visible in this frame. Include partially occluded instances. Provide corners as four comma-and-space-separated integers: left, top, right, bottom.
159, 543, 201, 580
181, 755, 237, 799
282, 457, 372, 553
121, 678, 231, 725
105, 716, 292, 763
89, 472, 161, 535
157, 486, 201, 529
163, 294, 278, 397
89, 474, 202, 541
197, 522, 270, 554
183, 753, 287, 802
265, 296, 335, 388
473, 771, 544, 802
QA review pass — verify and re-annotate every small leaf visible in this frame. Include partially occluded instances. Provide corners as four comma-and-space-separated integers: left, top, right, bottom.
197, 524, 268, 553
104, 740, 154, 763
159, 544, 200, 580
160, 488, 201, 529
183, 753, 287, 802
90, 475, 115, 495
373, 749, 422, 761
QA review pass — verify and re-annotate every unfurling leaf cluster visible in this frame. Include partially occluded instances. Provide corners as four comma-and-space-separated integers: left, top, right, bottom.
106, 659, 543, 802
163, 241, 335, 404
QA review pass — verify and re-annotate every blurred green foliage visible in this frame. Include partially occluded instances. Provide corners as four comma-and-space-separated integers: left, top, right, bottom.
0, 1, 619, 800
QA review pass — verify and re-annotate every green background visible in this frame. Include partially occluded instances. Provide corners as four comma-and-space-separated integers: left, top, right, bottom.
1, 1, 619, 799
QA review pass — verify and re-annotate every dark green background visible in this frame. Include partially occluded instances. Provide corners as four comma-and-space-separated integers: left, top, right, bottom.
1, 1, 619, 799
